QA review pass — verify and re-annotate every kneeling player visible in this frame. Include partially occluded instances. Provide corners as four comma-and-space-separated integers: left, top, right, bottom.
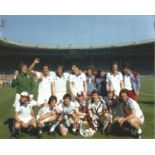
49, 94, 79, 136
115, 89, 144, 138
88, 90, 111, 133
74, 92, 87, 119
13, 92, 37, 138
37, 96, 59, 138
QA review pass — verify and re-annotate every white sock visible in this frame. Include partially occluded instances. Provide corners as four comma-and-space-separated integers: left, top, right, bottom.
137, 128, 142, 134
50, 121, 59, 132
72, 128, 76, 133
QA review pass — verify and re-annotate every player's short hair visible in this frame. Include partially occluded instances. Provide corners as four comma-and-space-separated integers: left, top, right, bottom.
42, 64, 49, 69
119, 89, 129, 97
63, 93, 71, 100
91, 89, 99, 96
56, 65, 64, 70
48, 95, 57, 104
87, 66, 95, 74
123, 63, 131, 69
96, 68, 105, 77
72, 63, 80, 69
111, 61, 118, 68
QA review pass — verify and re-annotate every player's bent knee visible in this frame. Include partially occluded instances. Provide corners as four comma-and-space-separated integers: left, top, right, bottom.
21, 122, 29, 128
15, 122, 21, 129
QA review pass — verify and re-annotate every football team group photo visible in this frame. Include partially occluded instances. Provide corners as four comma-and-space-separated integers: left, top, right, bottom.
0, 15, 154, 139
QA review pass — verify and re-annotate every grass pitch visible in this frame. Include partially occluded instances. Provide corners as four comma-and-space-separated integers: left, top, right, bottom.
0, 76, 154, 139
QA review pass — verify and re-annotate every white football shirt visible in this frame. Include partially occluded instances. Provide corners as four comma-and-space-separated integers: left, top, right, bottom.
69, 73, 86, 95
15, 100, 37, 119
106, 72, 123, 96
53, 72, 69, 94
124, 98, 143, 119
123, 75, 132, 90
58, 102, 76, 115
36, 71, 54, 94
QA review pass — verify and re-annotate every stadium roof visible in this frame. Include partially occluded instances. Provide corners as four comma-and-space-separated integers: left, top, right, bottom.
0, 38, 155, 50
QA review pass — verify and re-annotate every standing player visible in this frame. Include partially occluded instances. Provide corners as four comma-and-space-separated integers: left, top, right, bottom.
106, 61, 124, 97
52, 65, 69, 103
115, 89, 144, 138
29, 58, 55, 106
11, 63, 35, 108
123, 64, 141, 100
86, 66, 96, 97
69, 64, 87, 100
13, 92, 37, 138
95, 69, 107, 97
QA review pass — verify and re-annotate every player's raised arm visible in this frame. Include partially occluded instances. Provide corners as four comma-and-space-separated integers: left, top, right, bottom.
28, 58, 40, 75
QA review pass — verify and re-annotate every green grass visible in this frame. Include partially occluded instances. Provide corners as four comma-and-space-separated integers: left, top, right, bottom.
0, 76, 154, 139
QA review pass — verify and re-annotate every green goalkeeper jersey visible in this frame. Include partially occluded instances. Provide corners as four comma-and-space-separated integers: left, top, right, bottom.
11, 72, 35, 94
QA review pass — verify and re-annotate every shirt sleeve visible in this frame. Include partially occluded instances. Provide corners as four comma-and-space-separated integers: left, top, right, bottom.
69, 74, 73, 83
15, 106, 20, 113
64, 72, 69, 80
82, 73, 87, 82
50, 71, 56, 78
128, 101, 135, 110
119, 72, 123, 81
30, 100, 38, 107
74, 101, 80, 109
35, 71, 41, 80
11, 76, 19, 88
106, 73, 110, 83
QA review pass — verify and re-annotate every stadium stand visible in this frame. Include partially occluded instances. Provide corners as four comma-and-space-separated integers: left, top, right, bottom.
0, 38, 154, 75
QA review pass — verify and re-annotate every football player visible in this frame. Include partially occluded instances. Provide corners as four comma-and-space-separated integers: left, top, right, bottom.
115, 89, 144, 138
37, 96, 60, 138
49, 94, 79, 136
29, 58, 55, 106
106, 61, 124, 97
74, 92, 87, 116
52, 65, 69, 103
69, 64, 87, 101
11, 63, 35, 108
95, 69, 107, 97
123, 63, 141, 100
86, 66, 96, 98
13, 91, 37, 138
87, 90, 111, 133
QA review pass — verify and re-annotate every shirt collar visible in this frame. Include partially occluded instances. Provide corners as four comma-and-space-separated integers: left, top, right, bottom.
111, 71, 119, 76
56, 73, 64, 78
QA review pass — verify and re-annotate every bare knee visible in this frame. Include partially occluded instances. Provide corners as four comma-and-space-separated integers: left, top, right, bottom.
31, 121, 37, 128
15, 122, 21, 129
21, 122, 29, 128
59, 125, 68, 136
